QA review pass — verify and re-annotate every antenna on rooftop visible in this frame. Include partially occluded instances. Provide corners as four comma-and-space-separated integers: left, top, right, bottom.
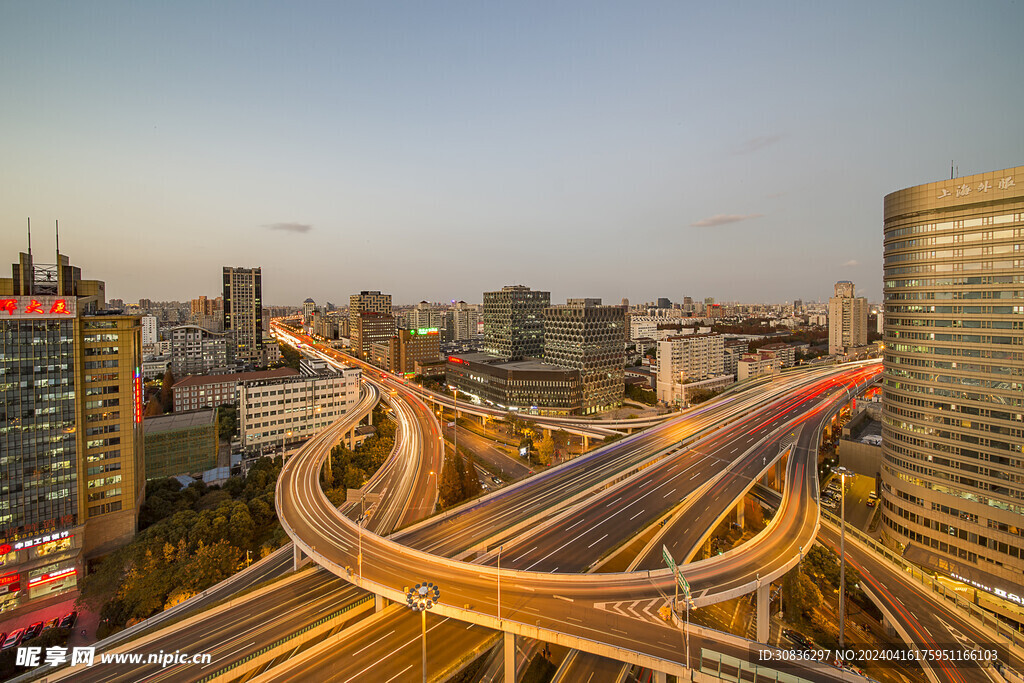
55, 219, 60, 258
27, 217, 32, 255
951, 161, 954, 180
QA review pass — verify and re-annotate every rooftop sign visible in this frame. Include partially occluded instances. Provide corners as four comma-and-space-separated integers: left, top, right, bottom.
0, 296, 77, 319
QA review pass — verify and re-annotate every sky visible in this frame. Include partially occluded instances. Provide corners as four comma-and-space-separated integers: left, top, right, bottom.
1, 2, 1021, 307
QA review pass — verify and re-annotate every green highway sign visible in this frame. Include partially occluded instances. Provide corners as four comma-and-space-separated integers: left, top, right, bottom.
662, 545, 675, 573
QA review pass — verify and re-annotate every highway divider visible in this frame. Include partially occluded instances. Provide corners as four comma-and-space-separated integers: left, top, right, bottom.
197, 594, 374, 683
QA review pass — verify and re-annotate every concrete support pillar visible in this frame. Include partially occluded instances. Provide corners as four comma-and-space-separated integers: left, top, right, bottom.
756, 581, 770, 643
583, 435, 589, 450
774, 460, 782, 490
503, 631, 516, 683
375, 594, 387, 612
293, 545, 306, 572
736, 499, 745, 529
368, 409, 373, 426
653, 672, 667, 683
348, 428, 355, 450
543, 428, 551, 440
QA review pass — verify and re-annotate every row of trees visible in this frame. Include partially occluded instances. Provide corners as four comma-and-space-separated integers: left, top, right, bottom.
81, 457, 286, 636
438, 448, 482, 509
782, 545, 866, 635
321, 406, 397, 504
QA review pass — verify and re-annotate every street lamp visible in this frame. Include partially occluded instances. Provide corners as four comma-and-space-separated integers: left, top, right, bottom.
835, 466, 851, 652
428, 470, 438, 512
406, 582, 440, 683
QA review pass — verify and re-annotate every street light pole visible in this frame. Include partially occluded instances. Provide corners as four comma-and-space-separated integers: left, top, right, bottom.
838, 468, 849, 652
406, 582, 440, 683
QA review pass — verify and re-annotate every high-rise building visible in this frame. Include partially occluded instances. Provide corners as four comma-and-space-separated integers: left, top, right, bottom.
222, 266, 263, 364
0, 248, 145, 613
450, 301, 481, 341
349, 291, 391, 356
881, 166, 1024, 604
409, 301, 441, 331
828, 280, 868, 355
483, 285, 550, 360
543, 298, 625, 414
141, 314, 158, 348
169, 324, 232, 376
353, 312, 396, 360
302, 298, 316, 325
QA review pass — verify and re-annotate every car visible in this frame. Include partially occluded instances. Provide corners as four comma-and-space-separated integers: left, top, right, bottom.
782, 629, 811, 649
58, 611, 78, 630
827, 481, 841, 492
43, 618, 60, 631
868, 491, 879, 500
21, 621, 44, 642
492, 476, 502, 485
866, 498, 876, 507
1, 628, 25, 650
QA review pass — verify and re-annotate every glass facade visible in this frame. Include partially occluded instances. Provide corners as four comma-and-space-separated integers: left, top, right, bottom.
881, 167, 1024, 594
0, 319, 78, 537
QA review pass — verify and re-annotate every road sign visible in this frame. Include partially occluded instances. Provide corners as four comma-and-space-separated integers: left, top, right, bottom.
662, 545, 676, 573
677, 571, 693, 606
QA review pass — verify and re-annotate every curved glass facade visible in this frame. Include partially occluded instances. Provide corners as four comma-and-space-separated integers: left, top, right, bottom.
881, 166, 1024, 592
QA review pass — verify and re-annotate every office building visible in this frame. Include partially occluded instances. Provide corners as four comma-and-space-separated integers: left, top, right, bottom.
0, 247, 145, 613
223, 266, 263, 364
144, 409, 218, 480
395, 327, 440, 375
880, 166, 1024, 604
349, 291, 391, 344
172, 367, 298, 412
169, 324, 232, 376
353, 312, 396, 360
656, 333, 727, 405
483, 285, 550, 360
543, 298, 625, 414
828, 280, 868, 355
238, 365, 360, 451
446, 354, 582, 415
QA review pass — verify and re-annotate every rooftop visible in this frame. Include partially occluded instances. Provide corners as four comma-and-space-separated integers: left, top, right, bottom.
144, 408, 216, 433
173, 366, 299, 388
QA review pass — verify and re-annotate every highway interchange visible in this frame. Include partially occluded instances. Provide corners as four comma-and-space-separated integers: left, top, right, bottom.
35, 324, 1022, 683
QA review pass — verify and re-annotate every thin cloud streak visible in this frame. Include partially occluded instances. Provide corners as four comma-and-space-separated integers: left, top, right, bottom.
734, 134, 782, 155
841, 259, 859, 267
691, 213, 763, 228
267, 222, 313, 234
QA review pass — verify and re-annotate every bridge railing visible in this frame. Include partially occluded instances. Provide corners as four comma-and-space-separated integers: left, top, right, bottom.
821, 510, 1024, 652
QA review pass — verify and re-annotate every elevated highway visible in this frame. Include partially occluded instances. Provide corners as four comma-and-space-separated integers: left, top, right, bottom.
275, 364, 880, 678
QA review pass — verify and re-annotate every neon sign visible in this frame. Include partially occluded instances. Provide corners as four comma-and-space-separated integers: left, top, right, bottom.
13, 530, 71, 551
28, 566, 76, 587
0, 573, 18, 587
448, 356, 465, 365
133, 368, 143, 424
0, 296, 76, 319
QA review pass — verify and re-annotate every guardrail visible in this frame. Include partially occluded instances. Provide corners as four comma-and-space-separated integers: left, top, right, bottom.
195, 594, 373, 683
820, 510, 1024, 652
696, 649, 816, 683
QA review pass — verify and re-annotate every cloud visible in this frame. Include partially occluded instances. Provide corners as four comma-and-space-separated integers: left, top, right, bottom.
841, 259, 859, 267
691, 213, 763, 228
266, 222, 312, 234
735, 134, 782, 155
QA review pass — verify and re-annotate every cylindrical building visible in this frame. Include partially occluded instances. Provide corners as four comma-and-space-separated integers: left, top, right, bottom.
881, 166, 1024, 607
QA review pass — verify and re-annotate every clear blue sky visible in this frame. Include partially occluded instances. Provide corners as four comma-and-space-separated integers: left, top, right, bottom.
1, 2, 1021, 306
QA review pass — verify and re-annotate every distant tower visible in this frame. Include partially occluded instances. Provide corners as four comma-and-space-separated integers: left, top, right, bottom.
827, 281, 867, 355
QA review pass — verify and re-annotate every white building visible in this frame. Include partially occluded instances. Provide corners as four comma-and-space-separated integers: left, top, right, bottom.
141, 314, 158, 347
656, 333, 728, 405
737, 350, 783, 381
238, 365, 361, 450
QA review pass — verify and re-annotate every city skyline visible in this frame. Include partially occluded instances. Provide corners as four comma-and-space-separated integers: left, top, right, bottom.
2, 3, 1022, 304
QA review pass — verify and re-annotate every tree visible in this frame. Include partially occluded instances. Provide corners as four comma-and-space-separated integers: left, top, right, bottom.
144, 396, 163, 417
783, 570, 823, 620
536, 436, 555, 466
461, 452, 482, 498
439, 449, 463, 509
159, 368, 176, 413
